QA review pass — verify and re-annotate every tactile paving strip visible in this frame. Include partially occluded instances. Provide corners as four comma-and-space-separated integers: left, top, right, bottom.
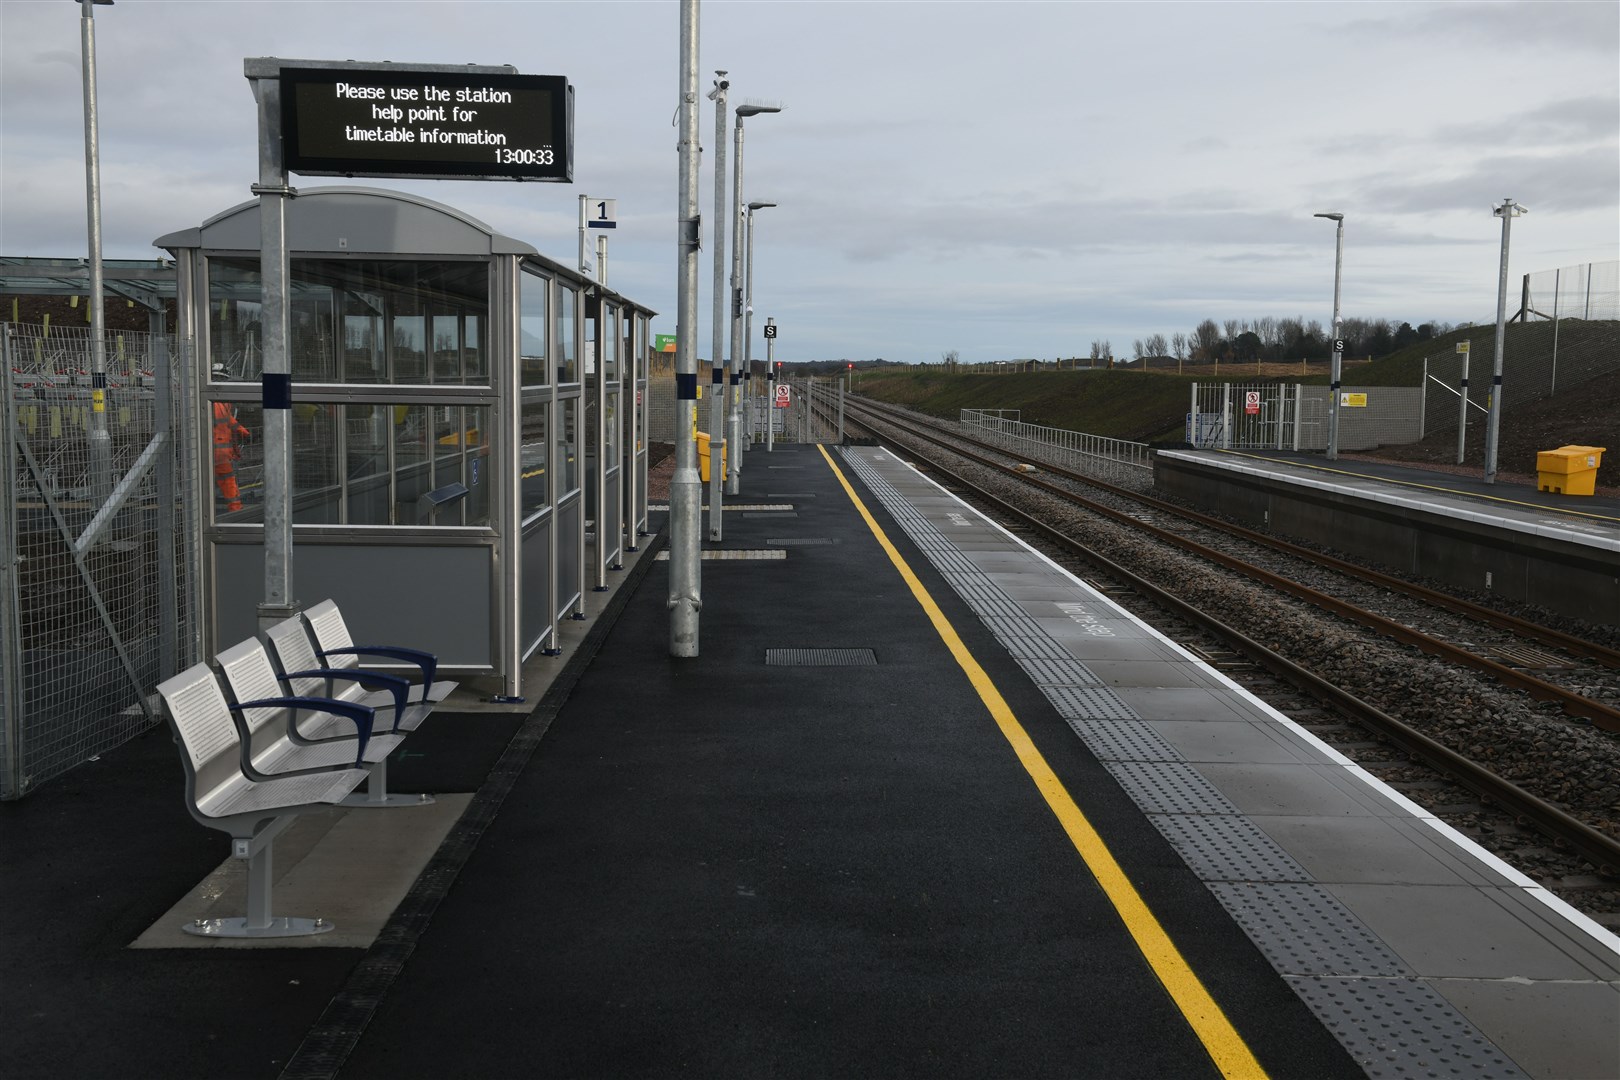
1208, 882, 1410, 977
1287, 976, 1529, 1079
1016, 657, 1105, 686
838, 448, 1525, 1074
1068, 719, 1181, 762
1104, 760, 1245, 816
963, 595, 1026, 621
1046, 687, 1138, 721
996, 634, 1073, 661
1151, 814, 1312, 882
979, 615, 1046, 639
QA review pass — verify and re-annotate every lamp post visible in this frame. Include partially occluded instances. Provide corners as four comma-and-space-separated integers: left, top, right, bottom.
1485, 198, 1528, 485
670, 0, 702, 656
80, 0, 114, 505
1313, 211, 1344, 460
728, 100, 781, 494
705, 72, 729, 540
743, 199, 775, 446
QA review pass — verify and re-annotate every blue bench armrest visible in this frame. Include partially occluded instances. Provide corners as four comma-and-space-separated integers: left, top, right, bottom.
318, 644, 438, 698
231, 696, 375, 767
281, 667, 410, 729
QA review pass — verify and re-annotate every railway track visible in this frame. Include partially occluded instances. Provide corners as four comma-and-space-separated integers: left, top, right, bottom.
802, 385, 1620, 913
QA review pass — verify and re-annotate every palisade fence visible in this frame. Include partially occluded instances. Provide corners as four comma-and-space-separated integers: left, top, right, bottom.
1184, 383, 1424, 452
1420, 260, 1620, 439
1, 322, 199, 799
958, 408, 1153, 480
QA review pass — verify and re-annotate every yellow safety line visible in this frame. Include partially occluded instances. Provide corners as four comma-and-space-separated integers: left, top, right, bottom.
1219, 450, 1620, 525
817, 444, 1268, 1080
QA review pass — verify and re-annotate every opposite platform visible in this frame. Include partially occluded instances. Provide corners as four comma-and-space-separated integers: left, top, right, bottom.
1155, 447, 1620, 625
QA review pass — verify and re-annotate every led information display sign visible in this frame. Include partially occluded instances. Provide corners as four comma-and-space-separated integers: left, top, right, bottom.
280, 66, 573, 181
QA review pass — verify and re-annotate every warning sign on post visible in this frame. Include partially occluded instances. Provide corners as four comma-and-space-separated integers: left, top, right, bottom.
1244, 391, 1261, 415
774, 385, 792, 409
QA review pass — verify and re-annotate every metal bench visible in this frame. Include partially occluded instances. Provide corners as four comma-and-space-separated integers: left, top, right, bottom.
264, 613, 435, 734
303, 598, 460, 706
215, 637, 427, 809
156, 662, 374, 938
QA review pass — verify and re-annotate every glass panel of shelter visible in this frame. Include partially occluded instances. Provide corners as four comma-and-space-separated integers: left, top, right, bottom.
204, 254, 495, 526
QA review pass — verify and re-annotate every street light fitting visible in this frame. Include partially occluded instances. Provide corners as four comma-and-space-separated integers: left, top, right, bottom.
1313, 211, 1344, 221
748, 200, 776, 210
1494, 199, 1529, 217
736, 101, 782, 117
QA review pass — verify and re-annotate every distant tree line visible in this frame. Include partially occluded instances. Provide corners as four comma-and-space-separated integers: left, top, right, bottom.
1132, 316, 1461, 364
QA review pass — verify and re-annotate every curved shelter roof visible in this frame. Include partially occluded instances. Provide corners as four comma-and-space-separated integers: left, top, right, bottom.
153, 187, 539, 258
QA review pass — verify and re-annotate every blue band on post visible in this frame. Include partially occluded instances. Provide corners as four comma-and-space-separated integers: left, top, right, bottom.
711, 368, 723, 384
730, 373, 740, 385
91, 372, 107, 389
675, 372, 698, 400
262, 372, 292, 409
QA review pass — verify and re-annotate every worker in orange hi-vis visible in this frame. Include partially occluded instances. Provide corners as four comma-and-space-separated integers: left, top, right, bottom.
211, 365, 252, 512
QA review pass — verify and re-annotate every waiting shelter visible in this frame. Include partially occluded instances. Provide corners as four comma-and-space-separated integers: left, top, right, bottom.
156, 187, 652, 696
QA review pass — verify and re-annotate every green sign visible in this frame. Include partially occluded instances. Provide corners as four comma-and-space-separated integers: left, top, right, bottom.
654, 334, 677, 352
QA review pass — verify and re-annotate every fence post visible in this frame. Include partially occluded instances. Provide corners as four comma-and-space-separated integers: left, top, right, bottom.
1419, 359, 1427, 441
1, 329, 25, 799
1220, 383, 1232, 449
1550, 267, 1561, 395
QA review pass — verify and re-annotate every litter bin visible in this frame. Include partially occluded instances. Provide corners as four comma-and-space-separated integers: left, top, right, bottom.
1536, 445, 1605, 496
696, 431, 727, 483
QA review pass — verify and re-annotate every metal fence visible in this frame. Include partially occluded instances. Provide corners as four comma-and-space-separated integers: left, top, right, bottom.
960, 408, 1153, 479
1421, 259, 1620, 438
1185, 383, 1424, 452
1, 322, 198, 799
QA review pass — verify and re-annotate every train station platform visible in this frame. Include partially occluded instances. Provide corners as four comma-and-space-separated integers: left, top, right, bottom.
1154, 448, 1620, 626
4, 442, 1617, 1079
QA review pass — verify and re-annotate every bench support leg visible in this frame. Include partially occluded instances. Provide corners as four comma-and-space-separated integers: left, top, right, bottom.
342, 756, 436, 808
182, 823, 336, 938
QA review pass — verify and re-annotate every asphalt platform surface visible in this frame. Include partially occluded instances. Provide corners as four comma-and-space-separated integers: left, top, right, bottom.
5, 442, 1363, 1079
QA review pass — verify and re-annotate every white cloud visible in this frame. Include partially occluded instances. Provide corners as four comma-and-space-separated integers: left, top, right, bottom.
1, 0, 1614, 364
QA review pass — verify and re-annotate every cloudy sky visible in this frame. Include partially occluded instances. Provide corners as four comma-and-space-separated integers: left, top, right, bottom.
3, 1, 1616, 364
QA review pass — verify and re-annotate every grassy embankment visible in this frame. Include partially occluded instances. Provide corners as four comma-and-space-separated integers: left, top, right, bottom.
852, 321, 1619, 446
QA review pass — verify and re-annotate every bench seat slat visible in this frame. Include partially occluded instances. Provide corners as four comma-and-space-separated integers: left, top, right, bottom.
197, 767, 367, 819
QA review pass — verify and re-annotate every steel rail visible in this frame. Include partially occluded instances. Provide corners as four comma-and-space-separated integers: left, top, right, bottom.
841, 396, 1620, 732
857, 395, 1620, 670
828, 399, 1620, 877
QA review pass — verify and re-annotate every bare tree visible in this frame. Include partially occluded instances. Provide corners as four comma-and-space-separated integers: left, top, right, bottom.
941, 349, 960, 371
1171, 332, 1187, 360
1144, 332, 1168, 358
1191, 319, 1221, 361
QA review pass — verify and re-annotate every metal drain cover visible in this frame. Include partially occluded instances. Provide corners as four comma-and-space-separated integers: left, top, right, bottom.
765, 648, 878, 667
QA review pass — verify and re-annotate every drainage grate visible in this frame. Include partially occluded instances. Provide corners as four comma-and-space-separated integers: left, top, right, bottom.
767, 537, 836, 546
656, 549, 787, 561
765, 648, 878, 667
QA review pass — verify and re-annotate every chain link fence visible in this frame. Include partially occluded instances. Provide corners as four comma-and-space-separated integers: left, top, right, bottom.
1420, 259, 1619, 437
1, 322, 198, 799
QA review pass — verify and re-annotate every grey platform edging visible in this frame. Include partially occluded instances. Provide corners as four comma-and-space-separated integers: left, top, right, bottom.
837, 447, 1540, 1080
1156, 449, 1620, 553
